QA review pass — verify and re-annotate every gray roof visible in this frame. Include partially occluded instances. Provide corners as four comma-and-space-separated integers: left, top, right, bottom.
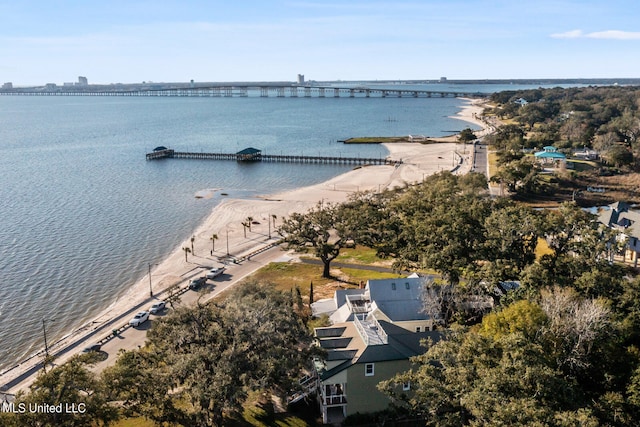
367, 277, 433, 321
315, 320, 442, 381
599, 201, 640, 239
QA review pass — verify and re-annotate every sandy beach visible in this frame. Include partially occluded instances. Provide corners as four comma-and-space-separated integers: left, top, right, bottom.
0, 98, 486, 393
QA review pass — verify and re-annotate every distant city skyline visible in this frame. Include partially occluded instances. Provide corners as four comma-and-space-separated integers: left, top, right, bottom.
1, 0, 639, 86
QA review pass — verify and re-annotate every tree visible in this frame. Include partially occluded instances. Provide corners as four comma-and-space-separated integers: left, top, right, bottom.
104, 282, 315, 426
6, 354, 118, 426
483, 203, 540, 271
605, 144, 633, 167
210, 233, 218, 253
182, 246, 191, 262
190, 235, 195, 255
309, 281, 314, 306
380, 290, 620, 426
458, 127, 476, 143
279, 201, 359, 278
246, 216, 254, 232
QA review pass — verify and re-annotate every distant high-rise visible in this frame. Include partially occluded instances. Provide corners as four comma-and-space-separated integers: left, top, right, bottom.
297, 74, 305, 85
440, 77, 447, 83
2, 82, 13, 89
78, 76, 88, 86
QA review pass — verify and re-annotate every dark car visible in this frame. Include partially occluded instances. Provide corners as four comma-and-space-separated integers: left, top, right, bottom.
189, 276, 208, 290
83, 343, 101, 353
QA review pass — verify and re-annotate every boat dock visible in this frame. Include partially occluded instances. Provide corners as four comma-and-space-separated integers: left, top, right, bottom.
146, 147, 400, 166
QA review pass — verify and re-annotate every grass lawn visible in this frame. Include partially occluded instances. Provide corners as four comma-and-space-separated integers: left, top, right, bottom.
535, 237, 554, 260
567, 159, 598, 172
335, 245, 392, 266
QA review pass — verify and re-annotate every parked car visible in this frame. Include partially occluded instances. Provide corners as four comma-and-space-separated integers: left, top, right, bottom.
149, 301, 166, 314
189, 276, 208, 290
129, 311, 149, 327
206, 266, 226, 279
82, 343, 102, 353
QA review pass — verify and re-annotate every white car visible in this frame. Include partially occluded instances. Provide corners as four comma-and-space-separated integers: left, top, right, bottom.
149, 301, 166, 314
206, 266, 226, 279
129, 311, 150, 327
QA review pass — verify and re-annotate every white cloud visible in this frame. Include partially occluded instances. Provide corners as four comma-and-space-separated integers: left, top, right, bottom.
587, 30, 640, 40
551, 29, 640, 40
551, 29, 584, 39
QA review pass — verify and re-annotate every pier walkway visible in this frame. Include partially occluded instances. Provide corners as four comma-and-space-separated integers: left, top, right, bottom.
146, 148, 400, 166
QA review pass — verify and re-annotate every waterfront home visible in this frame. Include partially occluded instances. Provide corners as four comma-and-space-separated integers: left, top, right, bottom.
310, 276, 440, 423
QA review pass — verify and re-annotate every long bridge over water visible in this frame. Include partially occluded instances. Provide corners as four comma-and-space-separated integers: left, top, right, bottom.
146, 147, 400, 166
1, 85, 485, 99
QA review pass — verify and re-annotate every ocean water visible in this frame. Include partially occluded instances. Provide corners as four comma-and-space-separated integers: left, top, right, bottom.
0, 92, 481, 372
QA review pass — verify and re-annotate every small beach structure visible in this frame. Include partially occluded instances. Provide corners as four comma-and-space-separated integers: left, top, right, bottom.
235, 147, 262, 161
534, 146, 566, 165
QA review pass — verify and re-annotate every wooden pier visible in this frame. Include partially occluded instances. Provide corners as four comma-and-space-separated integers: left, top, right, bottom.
146, 148, 399, 166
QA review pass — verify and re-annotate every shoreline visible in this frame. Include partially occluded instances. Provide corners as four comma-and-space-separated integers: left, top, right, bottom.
1, 98, 486, 392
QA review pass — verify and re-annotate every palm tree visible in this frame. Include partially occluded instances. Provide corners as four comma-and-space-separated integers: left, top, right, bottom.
241, 222, 248, 238
246, 216, 254, 232
272, 214, 277, 229
190, 236, 195, 255
210, 234, 218, 253
182, 247, 191, 262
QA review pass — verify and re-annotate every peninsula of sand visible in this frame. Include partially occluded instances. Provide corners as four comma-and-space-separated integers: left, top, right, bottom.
0, 98, 488, 391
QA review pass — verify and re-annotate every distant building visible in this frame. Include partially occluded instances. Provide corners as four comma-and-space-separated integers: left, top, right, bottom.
599, 201, 640, 267
573, 148, 599, 160
63, 82, 74, 87
534, 146, 566, 165
440, 76, 447, 82
2, 82, 12, 89
78, 76, 88, 86
45, 83, 57, 90
297, 74, 305, 85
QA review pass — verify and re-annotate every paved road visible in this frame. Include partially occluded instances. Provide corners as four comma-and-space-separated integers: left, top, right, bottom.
2, 244, 290, 393
471, 143, 488, 176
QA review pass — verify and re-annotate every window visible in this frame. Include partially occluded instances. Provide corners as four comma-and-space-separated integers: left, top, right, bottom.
365, 363, 375, 376
415, 326, 421, 332
405, 282, 410, 289
391, 283, 396, 290
403, 381, 411, 391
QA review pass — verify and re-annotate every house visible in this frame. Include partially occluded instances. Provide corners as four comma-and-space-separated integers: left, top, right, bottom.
573, 148, 599, 161
310, 277, 441, 423
534, 146, 566, 165
598, 202, 640, 267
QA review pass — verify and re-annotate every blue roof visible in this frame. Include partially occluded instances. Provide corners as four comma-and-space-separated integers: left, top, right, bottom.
236, 147, 261, 155
535, 151, 566, 159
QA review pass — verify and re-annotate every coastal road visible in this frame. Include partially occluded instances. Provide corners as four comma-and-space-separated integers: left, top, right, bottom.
3, 244, 291, 393
471, 143, 488, 176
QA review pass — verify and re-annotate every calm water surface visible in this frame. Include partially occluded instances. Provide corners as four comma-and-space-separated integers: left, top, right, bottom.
0, 93, 479, 371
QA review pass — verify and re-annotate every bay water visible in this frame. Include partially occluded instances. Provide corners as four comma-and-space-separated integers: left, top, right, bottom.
0, 82, 563, 372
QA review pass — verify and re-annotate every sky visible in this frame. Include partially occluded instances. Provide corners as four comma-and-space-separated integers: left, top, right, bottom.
1, 0, 639, 85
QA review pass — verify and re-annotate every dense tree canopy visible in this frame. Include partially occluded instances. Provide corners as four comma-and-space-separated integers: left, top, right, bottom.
102, 282, 315, 426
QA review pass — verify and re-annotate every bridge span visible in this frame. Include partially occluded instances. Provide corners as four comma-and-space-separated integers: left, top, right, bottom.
1, 85, 486, 99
